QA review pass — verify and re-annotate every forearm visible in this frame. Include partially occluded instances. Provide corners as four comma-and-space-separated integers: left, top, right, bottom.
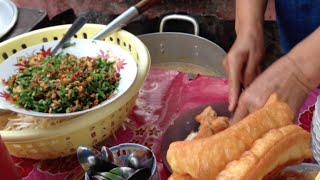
235, 0, 268, 35
287, 27, 320, 89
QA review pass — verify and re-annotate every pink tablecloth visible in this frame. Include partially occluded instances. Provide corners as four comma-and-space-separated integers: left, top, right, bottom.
11, 68, 318, 180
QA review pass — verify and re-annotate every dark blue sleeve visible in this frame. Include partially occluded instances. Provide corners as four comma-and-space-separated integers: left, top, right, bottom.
275, 0, 320, 53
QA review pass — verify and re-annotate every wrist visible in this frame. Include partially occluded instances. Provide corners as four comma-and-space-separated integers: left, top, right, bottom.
284, 55, 317, 90
235, 22, 264, 39
234, 0, 267, 39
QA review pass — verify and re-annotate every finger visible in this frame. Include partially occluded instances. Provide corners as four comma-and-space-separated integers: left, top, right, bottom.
223, 57, 229, 74
227, 54, 247, 112
230, 103, 249, 125
243, 54, 261, 87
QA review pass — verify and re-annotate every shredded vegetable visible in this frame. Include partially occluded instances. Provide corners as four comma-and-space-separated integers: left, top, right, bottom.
3, 113, 70, 131
2, 53, 120, 113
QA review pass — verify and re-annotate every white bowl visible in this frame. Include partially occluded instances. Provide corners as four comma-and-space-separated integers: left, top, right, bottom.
0, 39, 137, 118
0, 0, 18, 38
311, 96, 320, 163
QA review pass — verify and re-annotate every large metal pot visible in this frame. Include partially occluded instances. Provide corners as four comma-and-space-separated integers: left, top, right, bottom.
138, 14, 227, 77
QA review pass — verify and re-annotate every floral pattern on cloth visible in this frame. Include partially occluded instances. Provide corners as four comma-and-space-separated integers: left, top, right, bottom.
12, 68, 319, 180
297, 89, 320, 132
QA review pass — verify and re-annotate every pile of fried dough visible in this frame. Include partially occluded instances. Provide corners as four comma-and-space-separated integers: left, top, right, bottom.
167, 94, 319, 180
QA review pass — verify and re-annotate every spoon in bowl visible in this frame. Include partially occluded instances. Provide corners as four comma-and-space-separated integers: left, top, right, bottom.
77, 146, 101, 172
101, 146, 115, 163
77, 146, 118, 173
127, 149, 154, 170
50, 16, 87, 55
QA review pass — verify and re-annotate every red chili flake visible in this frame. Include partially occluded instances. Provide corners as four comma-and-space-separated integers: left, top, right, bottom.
70, 74, 76, 81
76, 72, 84, 77
32, 76, 40, 83
49, 71, 56, 76
23, 60, 29, 65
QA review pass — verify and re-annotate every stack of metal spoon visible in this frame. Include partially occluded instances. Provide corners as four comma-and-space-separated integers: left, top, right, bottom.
77, 145, 155, 180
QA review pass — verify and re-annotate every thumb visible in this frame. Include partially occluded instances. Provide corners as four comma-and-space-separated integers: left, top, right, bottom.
230, 103, 249, 125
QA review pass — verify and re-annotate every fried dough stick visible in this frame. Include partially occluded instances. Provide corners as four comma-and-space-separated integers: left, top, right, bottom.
195, 106, 217, 123
193, 116, 229, 139
168, 173, 194, 180
217, 125, 312, 180
167, 94, 294, 179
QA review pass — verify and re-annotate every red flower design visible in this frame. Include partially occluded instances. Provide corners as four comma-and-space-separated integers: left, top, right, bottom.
143, 142, 154, 150
148, 127, 161, 137
12, 157, 38, 178
130, 139, 141, 144
15, 59, 30, 67
298, 105, 315, 132
116, 59, 127, 71
0, 92, 10, 101
135, 128, 146, 136
97, 49, 110, 59
37, 47, 52, 57
14, 63, 24, 67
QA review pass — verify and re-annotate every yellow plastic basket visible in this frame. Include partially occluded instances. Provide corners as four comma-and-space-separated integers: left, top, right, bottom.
0, 24, 151, 160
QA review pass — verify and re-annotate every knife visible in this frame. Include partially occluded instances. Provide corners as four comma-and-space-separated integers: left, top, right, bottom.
92, 0, 160, 40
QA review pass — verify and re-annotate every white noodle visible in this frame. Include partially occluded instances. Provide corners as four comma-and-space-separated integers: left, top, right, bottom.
3, 113, 71, 131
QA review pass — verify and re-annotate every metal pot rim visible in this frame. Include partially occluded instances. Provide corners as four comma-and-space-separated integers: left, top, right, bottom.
138, 32, 226, 54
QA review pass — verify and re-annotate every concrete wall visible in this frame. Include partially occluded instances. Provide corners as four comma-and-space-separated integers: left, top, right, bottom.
13, 0, 276, 20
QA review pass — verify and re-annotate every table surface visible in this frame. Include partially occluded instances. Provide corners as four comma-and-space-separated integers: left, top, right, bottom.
4, 67, 317, 180
0, 7, 47, 42
0, 7, 317, 178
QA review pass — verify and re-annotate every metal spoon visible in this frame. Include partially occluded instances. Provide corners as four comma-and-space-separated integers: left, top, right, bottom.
109, 167, 136, 179
127, 149, 154, 170
77, 146, 101, 172
77, 146, 118, 174
101, 146, 115, 163
50, 16, 87, 55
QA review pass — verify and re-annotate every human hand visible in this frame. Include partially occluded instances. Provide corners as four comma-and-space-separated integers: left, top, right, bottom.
223, 27, 265, 112
231, 55, 311, 123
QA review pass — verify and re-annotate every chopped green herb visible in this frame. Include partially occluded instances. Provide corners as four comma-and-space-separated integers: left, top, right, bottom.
62, 42, 76, 49
2, 53, 120, 113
